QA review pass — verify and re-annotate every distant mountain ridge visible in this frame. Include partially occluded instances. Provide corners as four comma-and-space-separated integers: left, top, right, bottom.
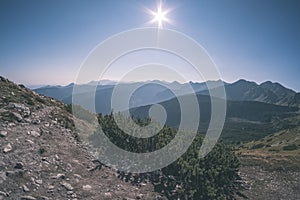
34, 80, 227, 114
34, 79, 300, 115
198, 79, 299, 106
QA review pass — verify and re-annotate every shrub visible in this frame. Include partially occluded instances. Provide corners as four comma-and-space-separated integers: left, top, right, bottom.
283, 144, 298, 151
268, 148, 280, 153
94, 113, 243, 199
35, 96, 46, 104
251, 143, 265, 149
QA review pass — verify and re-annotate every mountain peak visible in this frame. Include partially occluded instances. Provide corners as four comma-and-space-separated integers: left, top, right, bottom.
261, 80, 272, 85
233, 79, 257, 86
260, 81, 295, 94
66, 82, 75, 87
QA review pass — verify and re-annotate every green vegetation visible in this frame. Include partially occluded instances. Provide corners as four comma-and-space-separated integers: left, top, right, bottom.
131, 94, 300, 144
238, 126, 300, 171
283, 144, 298, 151
250, 143, 265, 149
91, 113, 243, 199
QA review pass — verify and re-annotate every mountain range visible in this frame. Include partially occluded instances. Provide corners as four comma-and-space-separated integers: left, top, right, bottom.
34, 79, 300, 115
198, 79, 299, 106
34, 79, 300, 143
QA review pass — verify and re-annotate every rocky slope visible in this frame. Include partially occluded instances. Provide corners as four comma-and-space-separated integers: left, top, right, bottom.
237, 166, 300, 200
0, 76, 162, 200
237, 127, 300, 199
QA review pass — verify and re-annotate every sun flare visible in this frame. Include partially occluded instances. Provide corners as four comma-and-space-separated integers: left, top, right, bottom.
147, 1, 172, 28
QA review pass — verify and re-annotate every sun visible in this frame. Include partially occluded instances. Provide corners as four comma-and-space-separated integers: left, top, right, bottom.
147, 1, 172, 29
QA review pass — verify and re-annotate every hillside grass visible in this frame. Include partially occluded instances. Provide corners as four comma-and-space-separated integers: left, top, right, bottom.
237, 126, 300, 171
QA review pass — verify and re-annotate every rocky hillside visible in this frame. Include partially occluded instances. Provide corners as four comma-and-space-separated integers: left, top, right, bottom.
237, 126, 300, 199
0, 76, 163, 200
238, 125, 300, 170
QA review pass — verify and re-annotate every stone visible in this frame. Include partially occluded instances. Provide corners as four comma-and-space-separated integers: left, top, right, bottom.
20, 196, 36, 200
25, 139, 34, 144
52, 173, 65, 179
0, 131, 7, 137
104, 192, 112, 198
23, 108, 31, 116
24, 118, 32, 123
12, 112, 23, 121
32, 119, 41, 125
56, 173, 66, 179
71, 193, 77, 198
47, 185, 55, 190
8, 102, 19, 109
35, 179, 43, 185
67, 191, 73, 195
29, 130, 40, 137
3, 143, 12, 153
8, 122, 15, 127
82, 185, 92, 191
61, 181, 74, 191
73, 174, 82, 179
23, 185, 30, 192
0, 191, 7, 197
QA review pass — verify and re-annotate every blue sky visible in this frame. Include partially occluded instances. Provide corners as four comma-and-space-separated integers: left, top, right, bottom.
0, 0, 299, 91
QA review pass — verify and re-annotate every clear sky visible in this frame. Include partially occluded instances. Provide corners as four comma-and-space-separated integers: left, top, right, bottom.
0, 0, 299, 91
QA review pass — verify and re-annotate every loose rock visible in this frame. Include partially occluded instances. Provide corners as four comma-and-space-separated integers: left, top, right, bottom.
35, 179, 43, 185
61, 181, 74, 191
29, 130, 40, 137
20, 196, 36, 200
0, 131, 7, 137
12, 112, 23, 121
3, 143, 12, 153
55, 173, 66, 179
0, 191, 7, 196
23, 185, 30, 192
82, 184, 92, 191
